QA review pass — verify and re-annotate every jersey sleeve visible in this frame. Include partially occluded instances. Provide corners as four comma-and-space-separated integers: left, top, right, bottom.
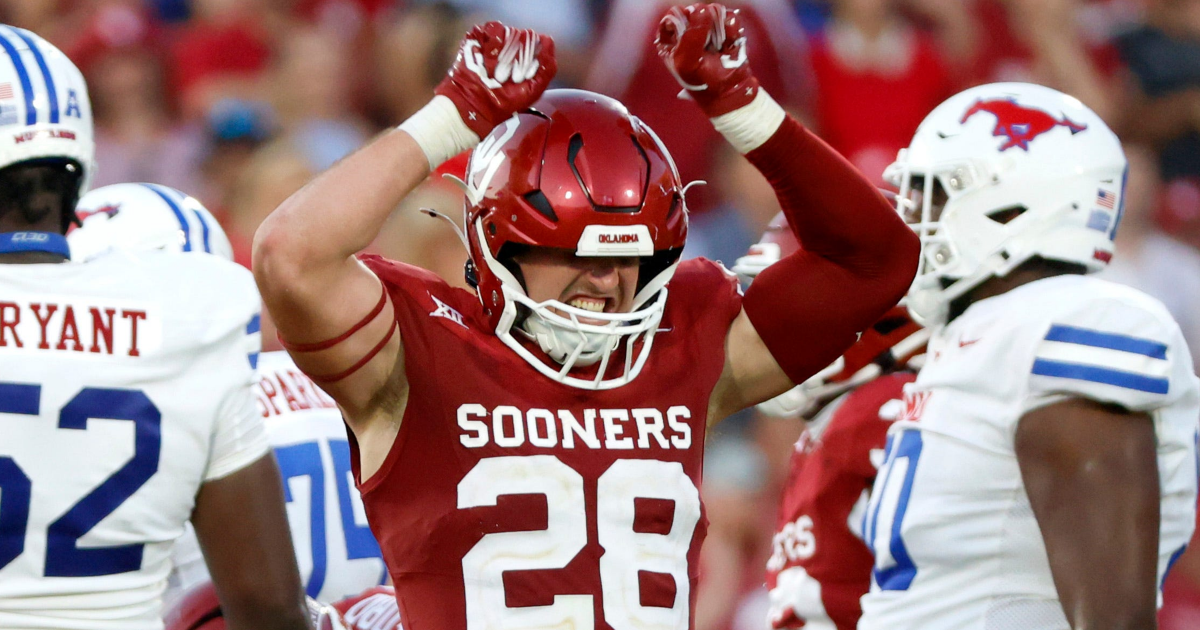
203, 271, 271, 481
671, 258, 744, 339
1022, 296, 1193, 413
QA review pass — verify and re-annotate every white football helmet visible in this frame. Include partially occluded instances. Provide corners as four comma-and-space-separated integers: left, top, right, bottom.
0, 26, 95, 211
69, 183, 234, 262
884, 82, 1126, 326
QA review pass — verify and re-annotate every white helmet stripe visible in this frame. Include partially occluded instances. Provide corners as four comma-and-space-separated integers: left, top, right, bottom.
8, 27, 59, 124
0, 29, 37, 126
142, 184, 194, 252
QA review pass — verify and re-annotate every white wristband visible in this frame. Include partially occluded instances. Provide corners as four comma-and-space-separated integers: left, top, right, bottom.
397, 95, 481, 170
709, 89, 786, 154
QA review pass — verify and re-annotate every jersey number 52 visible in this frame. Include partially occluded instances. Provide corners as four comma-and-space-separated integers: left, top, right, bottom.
0, 383, 160, 576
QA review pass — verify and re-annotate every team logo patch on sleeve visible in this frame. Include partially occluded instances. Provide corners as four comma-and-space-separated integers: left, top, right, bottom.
1030, 324, 1169, 394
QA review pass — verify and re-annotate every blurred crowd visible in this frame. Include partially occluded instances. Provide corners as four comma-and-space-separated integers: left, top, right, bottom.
10, 0, 1200, 628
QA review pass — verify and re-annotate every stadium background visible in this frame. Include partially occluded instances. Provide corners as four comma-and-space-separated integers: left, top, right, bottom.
9, 0, 1200, 627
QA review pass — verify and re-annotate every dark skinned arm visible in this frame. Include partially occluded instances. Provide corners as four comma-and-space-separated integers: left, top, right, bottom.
191, 455, 313, 630
1016, 398, 1160, 630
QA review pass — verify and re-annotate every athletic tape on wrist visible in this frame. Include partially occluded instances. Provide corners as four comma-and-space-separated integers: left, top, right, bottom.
397, 95, 482, 170
710, 89, 787, 154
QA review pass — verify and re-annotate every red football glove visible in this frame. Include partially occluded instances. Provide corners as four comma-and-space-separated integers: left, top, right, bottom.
331, 586, 401, 630
656, 3, 759, 117
435, 22, 557, 138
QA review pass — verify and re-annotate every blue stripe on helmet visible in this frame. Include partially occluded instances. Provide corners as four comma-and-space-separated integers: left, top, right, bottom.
0, 30, 38, 125
192, 208, 213, 253
143, 183, 192, 252
11, 28, 59, 124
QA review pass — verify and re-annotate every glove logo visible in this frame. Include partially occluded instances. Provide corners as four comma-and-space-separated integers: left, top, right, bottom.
461, 30, 541, 90
960, 98, 1087, 152
465, 116, 520, 205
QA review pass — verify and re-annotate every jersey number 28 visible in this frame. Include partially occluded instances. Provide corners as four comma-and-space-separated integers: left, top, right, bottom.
459, 456, 701, 630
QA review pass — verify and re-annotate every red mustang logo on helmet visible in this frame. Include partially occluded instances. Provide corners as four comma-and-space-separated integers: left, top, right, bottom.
960, 98, 1087, 152
76, 204, 121, 222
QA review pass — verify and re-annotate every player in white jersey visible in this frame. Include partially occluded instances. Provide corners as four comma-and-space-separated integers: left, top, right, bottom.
858, 82, 1200, 630
71, 184, 389, 603
166, 351, 389, 602
0, 29, 311, 630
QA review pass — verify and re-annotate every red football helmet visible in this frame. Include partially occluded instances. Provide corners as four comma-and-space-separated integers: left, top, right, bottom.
453, 88, 688, 389
735, 212, 928, 417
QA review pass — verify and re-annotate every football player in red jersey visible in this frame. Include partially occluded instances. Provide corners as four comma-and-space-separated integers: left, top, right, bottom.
252, 4, 919, 629
735, 215, 927, 630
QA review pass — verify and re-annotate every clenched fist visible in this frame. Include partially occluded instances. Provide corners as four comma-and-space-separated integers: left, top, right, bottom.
436, 22, 557, 138
656, 3, 759, 117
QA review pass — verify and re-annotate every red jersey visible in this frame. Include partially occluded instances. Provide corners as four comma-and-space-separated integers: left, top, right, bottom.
764, 372, 915, 630
350, 255, 743, 630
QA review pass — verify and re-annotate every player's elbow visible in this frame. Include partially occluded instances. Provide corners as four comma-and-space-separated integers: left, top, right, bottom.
252, 218, 309, 299
846, 221, 920, 314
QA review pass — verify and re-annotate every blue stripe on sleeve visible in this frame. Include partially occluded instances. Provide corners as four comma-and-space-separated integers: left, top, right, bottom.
247, 352, 259, 370
1032, 359, 1169, 394
246, 314, 261, 335
142, 184, 191, 252
0, 30, 37, 125
1044, 324, 1167, 359
12, 29, 57, 123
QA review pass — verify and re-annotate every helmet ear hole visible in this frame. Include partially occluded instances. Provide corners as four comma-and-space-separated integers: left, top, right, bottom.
464, 259, 479, 288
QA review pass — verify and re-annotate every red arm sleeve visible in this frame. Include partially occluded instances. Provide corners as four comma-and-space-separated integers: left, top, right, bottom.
742, 116, 920, 383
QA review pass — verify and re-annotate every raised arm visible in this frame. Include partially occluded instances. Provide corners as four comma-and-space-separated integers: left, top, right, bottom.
252, 23, 555, 415
657, 4, 920, 418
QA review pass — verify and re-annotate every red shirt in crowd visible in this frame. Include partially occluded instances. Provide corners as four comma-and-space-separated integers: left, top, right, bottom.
809, 26, 953, 183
